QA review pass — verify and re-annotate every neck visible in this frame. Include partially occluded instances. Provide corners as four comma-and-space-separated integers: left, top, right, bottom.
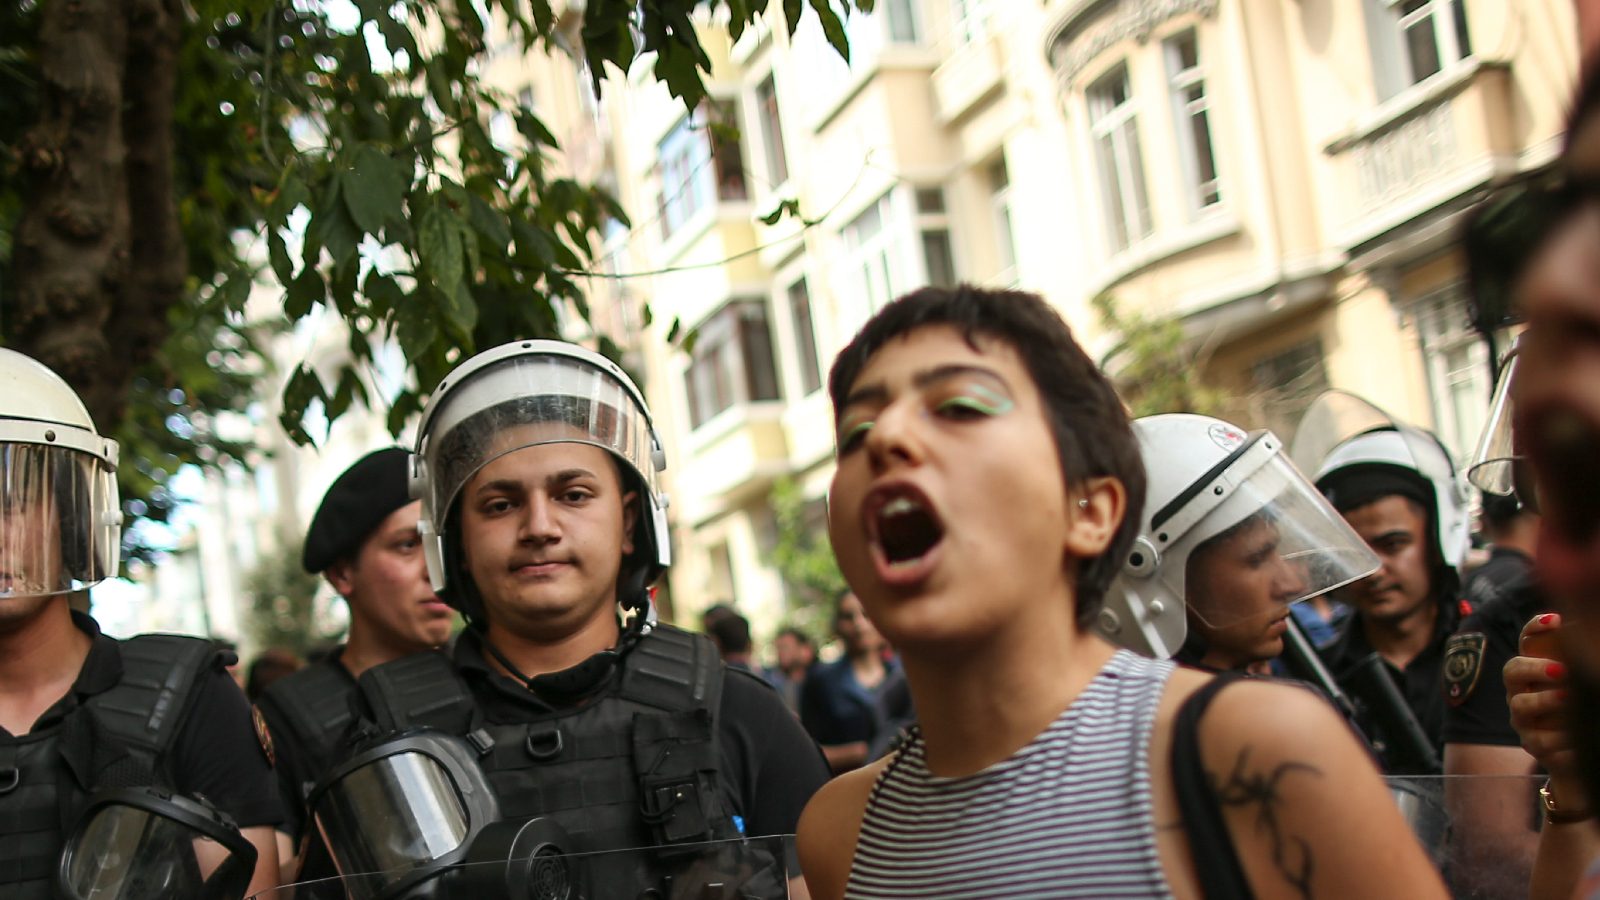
340, 627, 420, 680
1493, 525, 1539, 559
901, 589, 1114, 777
0, 600, 92, 730
484, 613, 622, 682
1363, 599, 1439, 670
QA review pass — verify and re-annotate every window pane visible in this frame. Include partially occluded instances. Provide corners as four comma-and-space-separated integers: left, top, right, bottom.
788, 279, 822, 395
1403, 16, 1441, 82
1095, 133, 1131, 251
885, 0, 918, 43
710, 101, 748, 202
922, 230, 956, 287
756, 76, 789, 185
739, 304, 781, 402
915, 188, 946, 214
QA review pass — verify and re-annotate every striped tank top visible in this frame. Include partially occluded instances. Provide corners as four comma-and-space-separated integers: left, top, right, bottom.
846, 650, 1178, 899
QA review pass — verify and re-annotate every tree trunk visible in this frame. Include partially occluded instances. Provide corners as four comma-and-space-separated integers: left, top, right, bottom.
11, 0, 131, 429
12, 0, 185, 434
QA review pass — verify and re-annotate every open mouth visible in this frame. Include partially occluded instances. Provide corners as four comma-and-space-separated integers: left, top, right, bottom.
868, 485, 946, 578
1525, 404, 1600, 543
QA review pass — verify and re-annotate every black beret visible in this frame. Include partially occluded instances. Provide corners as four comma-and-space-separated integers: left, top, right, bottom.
301, 448, 414, 573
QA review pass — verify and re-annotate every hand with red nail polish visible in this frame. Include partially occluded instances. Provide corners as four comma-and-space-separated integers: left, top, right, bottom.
1507, 614, 1576, 777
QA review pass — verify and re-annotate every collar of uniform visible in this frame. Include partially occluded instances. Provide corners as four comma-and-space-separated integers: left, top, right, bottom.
67, 609, 123, 699
452, 625, 630, 711
1325, 589, 1462, 671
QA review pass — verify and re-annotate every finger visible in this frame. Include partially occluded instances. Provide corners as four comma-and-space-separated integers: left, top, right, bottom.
1519, 613, 1563, 656
1504, 657, 1568, 700
1509, 689, 1568, 722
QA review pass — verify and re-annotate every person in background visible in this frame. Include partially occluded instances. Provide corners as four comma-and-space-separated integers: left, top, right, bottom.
253, 447, 455, 886
770, 626, 817, 714
1463, 491, 1539, 611
799, 590, 894, 773
245, 648, 303, 702
705, 606, 769, 679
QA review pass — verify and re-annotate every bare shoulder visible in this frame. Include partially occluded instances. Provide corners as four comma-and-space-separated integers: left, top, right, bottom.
796, 756, 892, 900
1195, 678, 1448, 899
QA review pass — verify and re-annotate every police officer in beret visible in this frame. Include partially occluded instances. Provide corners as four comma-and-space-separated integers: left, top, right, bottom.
327, 341, 828, 897
254, 447, 455, 882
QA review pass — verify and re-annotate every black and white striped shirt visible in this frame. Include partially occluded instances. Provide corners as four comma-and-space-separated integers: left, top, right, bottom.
846, 650, 1177, 899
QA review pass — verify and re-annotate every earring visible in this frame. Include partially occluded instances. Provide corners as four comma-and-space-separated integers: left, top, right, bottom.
1077, 499, 1089, 509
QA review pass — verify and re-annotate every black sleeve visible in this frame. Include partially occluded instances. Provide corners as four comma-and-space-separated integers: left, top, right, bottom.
253, 692, 309, 839
1442, 609, 1522, 747
171, 667, 284, 829
717, 668, 830, 838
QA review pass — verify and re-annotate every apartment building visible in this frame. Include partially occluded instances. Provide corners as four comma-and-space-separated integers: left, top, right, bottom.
483, 0, 1582, 639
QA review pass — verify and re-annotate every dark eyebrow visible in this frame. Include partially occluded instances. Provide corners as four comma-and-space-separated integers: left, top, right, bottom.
840, 364, 1011, 412
547, 467, 600, 488
474, 478, 525, 497
1370, 529, 1413, 544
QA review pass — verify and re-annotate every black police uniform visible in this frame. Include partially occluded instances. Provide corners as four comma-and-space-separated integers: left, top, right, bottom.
0, 612, 281, 897
254, 646, 362, 890
1444, 578, 1548, 748
1460, 546, 1535, 614
1319, 592, 1462, 775
354, 622, 830, 893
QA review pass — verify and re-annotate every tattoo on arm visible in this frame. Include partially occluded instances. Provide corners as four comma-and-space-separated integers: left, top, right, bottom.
1208, 746, 1323, 899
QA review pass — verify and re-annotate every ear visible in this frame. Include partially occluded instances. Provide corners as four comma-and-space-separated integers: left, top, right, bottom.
324, 560, 357, 599
620, 490, 640, 557
1065, 476, 1126, 559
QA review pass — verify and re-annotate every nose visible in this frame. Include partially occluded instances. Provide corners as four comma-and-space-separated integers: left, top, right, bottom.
863, 401, 925, 472
518, 495, 562, 544
1272, 555, 1309, 602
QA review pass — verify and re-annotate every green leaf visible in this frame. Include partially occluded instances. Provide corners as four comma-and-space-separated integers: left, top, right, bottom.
515, 109, 559, 149
782, 0, 803, 32
267, 229, 294, 285
759, 198, 801, 225
466, 193, 512, 251
341, 144, 406, 235
363, 272, 407, 317
328, 365, 368, 419
418, 202, 464, 296
437, 279, 479, 339
394, 294, 439, 361
286, 268, 327, 319
387, 390, 422, 438
808, 0, 849, 62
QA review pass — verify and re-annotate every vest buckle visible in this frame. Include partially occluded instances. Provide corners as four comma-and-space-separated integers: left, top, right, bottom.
524, 726, 564, 762
0, 767, 18, 795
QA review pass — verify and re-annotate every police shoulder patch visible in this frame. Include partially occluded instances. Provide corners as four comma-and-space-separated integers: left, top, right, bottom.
1444, 632, 1488, 707
252, 705, 277, 769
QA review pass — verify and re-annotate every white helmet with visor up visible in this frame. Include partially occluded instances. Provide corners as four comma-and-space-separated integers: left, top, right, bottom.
1291, 391, 1471, 573
410, 341, 669, 617
0, 348, 122, 597
1098, 414, 1380, 659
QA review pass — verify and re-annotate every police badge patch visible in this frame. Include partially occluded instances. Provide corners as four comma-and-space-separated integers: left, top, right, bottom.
1444, 632, 1488, 706
252, 705, 277, 768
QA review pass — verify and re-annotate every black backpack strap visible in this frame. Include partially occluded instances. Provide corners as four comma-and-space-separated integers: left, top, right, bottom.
85, 634, 219, 763
617, 624, 724, 713
357, 650, 476, 735
1172, 672, 1254, 900
258, 662, 361, 779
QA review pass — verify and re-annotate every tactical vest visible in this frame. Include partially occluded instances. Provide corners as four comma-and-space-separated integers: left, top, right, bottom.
257, 658, 359, 805
357, 624, 745, 897
0, 634, 219, 899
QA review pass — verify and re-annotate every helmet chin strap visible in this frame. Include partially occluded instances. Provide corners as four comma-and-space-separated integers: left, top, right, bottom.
480, 577, 654, 699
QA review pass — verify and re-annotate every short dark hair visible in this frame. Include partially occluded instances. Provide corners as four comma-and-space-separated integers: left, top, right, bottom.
828, 284, 1146, 630
706, 609, 753, 654
776, 626, 813, 647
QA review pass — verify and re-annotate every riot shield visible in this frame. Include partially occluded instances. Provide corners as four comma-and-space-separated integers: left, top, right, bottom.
1390, 773, 1547, 900
249, 832, 798, 900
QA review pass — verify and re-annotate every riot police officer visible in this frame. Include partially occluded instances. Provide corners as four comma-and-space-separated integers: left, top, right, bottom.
255, 447, 455, 883
1099, 412, 1381, 673
0, 348, 280, 897
317, 341, 828, 897
1294, 392, 1472, 775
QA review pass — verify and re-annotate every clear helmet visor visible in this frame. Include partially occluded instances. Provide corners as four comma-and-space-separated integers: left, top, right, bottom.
1155, 445, 1381, 630
60, 804, 253, 900
1289, 389, 1470, 568
1468, 347, 1519, 496
0, 443, 120, 597
312, 751, 474, 900
419, 352, 662, 531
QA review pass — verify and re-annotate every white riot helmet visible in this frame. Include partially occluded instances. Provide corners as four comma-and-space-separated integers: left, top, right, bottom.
410, 341, 669, 621
0, 349, 122, 597
1291, 391, 1471, 573
1098, 414, 1380, 659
